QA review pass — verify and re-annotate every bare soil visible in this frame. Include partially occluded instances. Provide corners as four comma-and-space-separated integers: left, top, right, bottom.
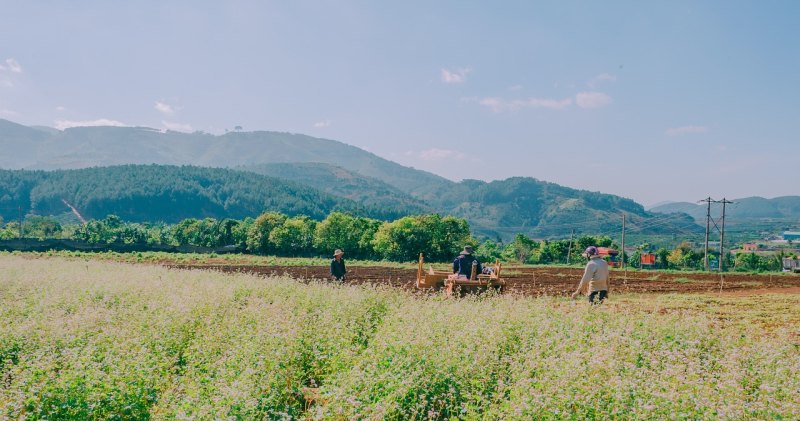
164, 263, 800, 296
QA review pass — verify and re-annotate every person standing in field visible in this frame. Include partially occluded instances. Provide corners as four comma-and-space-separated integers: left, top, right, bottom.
571, 246, 609, 304
330, 249, 347, 282
452, 245, 482, 280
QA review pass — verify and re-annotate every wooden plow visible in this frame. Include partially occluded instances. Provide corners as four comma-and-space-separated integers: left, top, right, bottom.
415, 253, 505, 296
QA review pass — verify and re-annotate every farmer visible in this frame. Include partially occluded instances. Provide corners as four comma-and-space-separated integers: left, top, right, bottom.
452, 245, 482, 280
330, 249, 347, 282
571, 246, 609, 304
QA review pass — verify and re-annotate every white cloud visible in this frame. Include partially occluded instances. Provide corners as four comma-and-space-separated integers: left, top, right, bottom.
665, 125, 709, 136
440, 67, 471, 84
575, 91, 613, 108
587, 73, 615, 88
313, 119, 331, 128
154, 101, 175, 115
5, 59, 22, 73
0, 80, 12, 88
508, 84, 523, 91
477, 96, 573, 113
54, 119, 128, 130
162, 120, 193, 132
0, 109, 20, 118
55, 106, 66, 112
419, 148, 465, 161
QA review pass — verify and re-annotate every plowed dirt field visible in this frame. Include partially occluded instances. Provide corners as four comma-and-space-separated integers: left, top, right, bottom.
165, 263, 800, 296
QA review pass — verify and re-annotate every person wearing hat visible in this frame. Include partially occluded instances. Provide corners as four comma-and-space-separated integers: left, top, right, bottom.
330, 249, 347, 282
571, 246, 609, 304
452, 245, 482, 280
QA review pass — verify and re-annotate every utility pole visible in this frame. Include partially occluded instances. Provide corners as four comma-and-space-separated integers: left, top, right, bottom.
566, 229, 575, 264
718, 198, 733, 272
699, 197, 714, 271
621, 213, 626, 269
18, 206, 23, 239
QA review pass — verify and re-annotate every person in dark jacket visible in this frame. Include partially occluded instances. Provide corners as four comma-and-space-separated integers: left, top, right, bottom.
330, 249, 347, 282
452, 245, 482, 279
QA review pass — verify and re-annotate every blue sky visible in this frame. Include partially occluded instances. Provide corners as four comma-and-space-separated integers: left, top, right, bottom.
1, 1, 798, 205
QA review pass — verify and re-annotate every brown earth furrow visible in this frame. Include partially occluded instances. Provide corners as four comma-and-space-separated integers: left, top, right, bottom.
163, 263, 800, 296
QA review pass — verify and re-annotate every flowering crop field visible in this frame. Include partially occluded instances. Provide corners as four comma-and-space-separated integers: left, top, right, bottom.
1, 255, 799, 419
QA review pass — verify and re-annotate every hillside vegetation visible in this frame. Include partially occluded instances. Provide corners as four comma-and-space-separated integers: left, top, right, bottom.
0, 165, 417, 223
242, 162, 430, 214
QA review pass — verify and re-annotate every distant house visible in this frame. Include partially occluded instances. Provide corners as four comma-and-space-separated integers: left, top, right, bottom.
742, 243, 759, 252
640, 253, 657, 269
783, 231, 800, 241
597, 247, 621, 267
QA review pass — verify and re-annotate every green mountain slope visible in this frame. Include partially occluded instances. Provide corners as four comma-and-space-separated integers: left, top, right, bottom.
242, 162, 430, 214
0, 165, 412, 223
434, 178, 701, 238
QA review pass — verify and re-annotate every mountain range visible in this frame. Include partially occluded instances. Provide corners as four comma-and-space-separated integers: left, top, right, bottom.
650, 197, 800, 238
0, 118, 718, 239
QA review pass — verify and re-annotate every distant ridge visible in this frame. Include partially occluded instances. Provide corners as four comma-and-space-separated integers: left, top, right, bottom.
651, 196, 800, 221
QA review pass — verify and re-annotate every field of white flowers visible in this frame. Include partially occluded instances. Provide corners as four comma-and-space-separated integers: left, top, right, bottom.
1, 254, 799, 419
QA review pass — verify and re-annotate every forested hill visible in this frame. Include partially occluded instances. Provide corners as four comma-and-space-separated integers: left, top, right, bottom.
0, 119, 452, 198
0, 165, 418, 223
431, 177, 701, 238
242, 163, 430, 214
240, 164, 701, 238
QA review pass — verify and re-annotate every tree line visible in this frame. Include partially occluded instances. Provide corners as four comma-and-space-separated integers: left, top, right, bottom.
0, 212, 791, 270
0, 212, 472, 262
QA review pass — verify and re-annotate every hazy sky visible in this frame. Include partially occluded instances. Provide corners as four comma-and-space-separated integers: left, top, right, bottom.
1, 1, 798, 206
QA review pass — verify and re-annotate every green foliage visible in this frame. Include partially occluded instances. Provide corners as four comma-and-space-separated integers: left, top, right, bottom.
372, 214, 472, 262
314, 212, 380, 259
501, 234, 538, 263
246, 212, 287, 255
476, 239, 504, 262
171, 217, 241, 248
0, 222, 20, 240
269, 216, 316, 256
656, 248, 670, 269
21, 215, 62, 239
734, 252, 783, 272
73, 215, 148, 244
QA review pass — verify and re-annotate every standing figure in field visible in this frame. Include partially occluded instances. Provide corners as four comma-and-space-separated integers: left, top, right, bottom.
330, 249, 347, 282
572, 246, 609, 304
452, 245, 482, 280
